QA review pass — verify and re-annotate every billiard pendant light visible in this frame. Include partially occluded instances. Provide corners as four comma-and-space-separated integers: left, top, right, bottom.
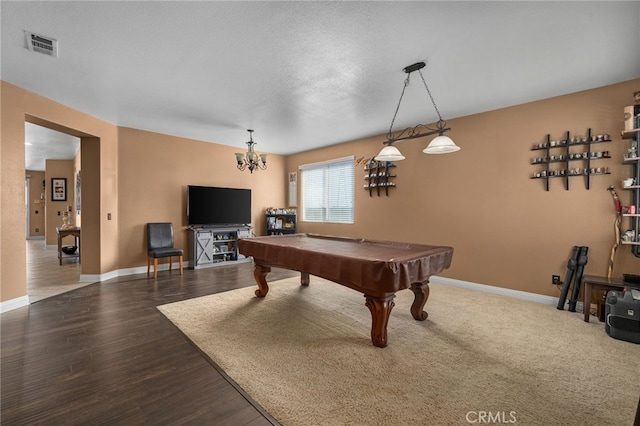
375, 62, 460, 161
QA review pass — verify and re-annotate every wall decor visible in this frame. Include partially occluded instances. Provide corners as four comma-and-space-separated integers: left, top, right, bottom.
364, 160, 396, 197
51, 178, 67, 201
530, 128, 611, 191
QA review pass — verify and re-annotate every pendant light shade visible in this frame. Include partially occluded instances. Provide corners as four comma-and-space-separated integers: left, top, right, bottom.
423, 135, 461, 154
375, 145, 406, 161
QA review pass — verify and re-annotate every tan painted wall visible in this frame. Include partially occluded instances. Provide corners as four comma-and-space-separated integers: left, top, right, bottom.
2, 82, 30, 301
117, 127, 287, 268
287, 79, 640, 297
1, 81, 118, 302
3, 79, 640, 304
26, 170, 46, 237
79, 137, 104, 274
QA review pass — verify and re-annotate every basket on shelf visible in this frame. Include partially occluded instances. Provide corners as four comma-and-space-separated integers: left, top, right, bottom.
61, 246, 77, 255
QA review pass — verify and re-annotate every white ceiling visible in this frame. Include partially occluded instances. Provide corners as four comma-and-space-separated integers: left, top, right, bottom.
24, 123, 80, 171
3, 1, 639, 172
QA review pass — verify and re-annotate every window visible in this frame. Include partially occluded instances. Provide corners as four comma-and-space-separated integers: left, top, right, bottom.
299, 156, 354, 223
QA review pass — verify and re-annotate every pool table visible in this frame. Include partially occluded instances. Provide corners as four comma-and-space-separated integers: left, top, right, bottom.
237, 233, 454, 347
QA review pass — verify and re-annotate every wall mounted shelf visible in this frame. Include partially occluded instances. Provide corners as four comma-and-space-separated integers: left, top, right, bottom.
620, 112, 640, 256
364, 160, 396, 197
530, 128, 611, 191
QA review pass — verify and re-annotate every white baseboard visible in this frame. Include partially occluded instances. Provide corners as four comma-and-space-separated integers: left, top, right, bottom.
81, 261, 183, 282
1, 295, 30, 313
431, 276, 562, 306
4, 264, 580, 314
81, 258, 252, 283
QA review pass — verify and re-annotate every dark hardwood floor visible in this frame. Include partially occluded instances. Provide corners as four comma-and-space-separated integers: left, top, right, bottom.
2, 259, 297, 425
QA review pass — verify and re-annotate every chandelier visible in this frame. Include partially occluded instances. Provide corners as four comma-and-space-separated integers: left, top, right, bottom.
235, 129, 267, 173
375, 61, 460, 161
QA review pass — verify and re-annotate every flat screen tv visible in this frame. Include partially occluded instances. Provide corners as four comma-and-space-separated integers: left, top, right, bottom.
187, 185, 251, 226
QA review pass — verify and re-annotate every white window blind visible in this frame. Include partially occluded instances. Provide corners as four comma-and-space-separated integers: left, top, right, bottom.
299, 156, 355, 223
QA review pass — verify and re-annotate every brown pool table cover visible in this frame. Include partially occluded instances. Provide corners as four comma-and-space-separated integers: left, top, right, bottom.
237, 233, 453, 297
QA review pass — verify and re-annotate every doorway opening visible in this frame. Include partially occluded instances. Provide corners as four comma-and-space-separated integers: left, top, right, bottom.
24, 117, 99, 302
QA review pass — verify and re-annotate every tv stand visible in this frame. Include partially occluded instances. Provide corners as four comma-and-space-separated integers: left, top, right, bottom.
188, 226, 252, 269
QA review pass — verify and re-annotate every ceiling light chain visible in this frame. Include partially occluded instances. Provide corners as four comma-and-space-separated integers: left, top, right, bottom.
418, 69, 444, 125
386, 73, 412, 141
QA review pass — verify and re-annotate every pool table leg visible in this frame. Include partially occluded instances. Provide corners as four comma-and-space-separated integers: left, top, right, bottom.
364, 294, 396, 348
301, 272, 310, 286
253, 263, 271, 298
410, 281, 430, 321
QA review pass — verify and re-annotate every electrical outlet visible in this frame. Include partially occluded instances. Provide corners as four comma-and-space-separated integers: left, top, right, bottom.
552, 275, 561, 285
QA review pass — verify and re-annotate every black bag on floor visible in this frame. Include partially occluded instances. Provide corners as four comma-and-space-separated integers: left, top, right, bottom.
605, 290, 640, 344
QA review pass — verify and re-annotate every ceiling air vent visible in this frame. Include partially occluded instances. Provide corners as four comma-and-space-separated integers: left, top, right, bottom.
24, 31, 58, 57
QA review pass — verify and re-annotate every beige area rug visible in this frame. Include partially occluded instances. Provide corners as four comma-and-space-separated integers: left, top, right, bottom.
158, 277, 640, 426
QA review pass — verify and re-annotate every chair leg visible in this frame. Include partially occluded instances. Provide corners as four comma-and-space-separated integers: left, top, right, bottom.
179, 255, 183, 275
147, 256, 151, 277
153, 258, 158, 279
169, 256, 173, 273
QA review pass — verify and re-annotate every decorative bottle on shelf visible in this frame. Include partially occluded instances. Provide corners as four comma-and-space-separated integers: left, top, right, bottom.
61, 206, 74, 229
61, 211, 70, 229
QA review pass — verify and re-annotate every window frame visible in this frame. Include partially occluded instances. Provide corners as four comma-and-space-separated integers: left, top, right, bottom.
298, 156, 355, 224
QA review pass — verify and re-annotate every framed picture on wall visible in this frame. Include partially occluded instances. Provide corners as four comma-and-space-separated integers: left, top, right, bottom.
51, 178, 67, 201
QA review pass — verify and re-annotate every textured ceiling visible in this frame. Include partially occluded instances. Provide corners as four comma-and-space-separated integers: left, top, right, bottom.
3, 1, 639, 171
